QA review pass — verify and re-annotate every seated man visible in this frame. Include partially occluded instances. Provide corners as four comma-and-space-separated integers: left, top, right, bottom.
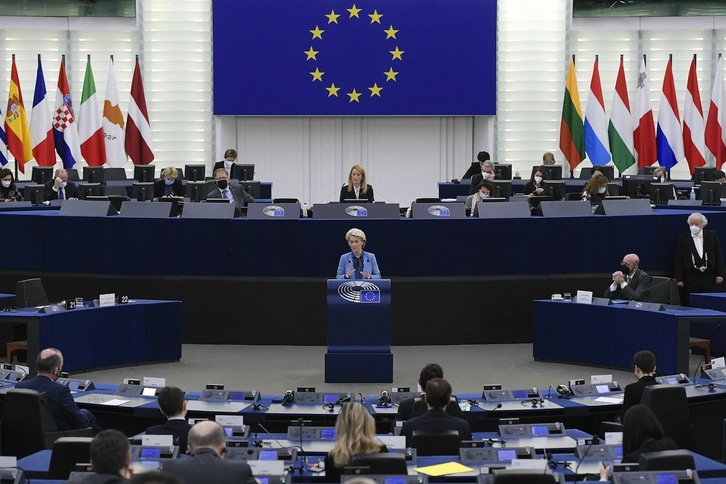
163, 421, 257, 484
44, 168, 79, 201
622, 350, 658, 418
146, 386, 192, 453
207, 167, 254, 214
15, 347, 100, 431
400, 378, 471, 447
604, 253, 651, 300
396, 363, 463, 421
80, 429, 132, 483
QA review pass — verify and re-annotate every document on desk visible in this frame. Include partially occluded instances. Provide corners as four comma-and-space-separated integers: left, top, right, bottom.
595, 396, 623, 404
413, 462, 474, 476
98, 398, 130, 406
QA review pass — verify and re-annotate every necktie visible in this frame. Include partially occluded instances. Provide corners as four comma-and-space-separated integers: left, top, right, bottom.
354, 257, 363, 279
222, 189, 232, 202
164, 184, 173, 196
58, 187, 65, 200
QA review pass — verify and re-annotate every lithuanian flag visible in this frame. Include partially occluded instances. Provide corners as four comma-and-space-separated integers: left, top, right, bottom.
559, 57, 585, 172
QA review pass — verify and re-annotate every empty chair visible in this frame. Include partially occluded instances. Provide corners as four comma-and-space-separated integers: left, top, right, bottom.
349, 453, 407, 475
48, 437, 94, 479
31, 166, 54, 184
16, 277, 48, 307
638, 276, 680, 305
133, 165, 155, 182
104, 167, 128, 181
411, 430, 461, 456
83, 167, 105, 184
641, 385, 696, 451
66, 168, 81, 181
639, 450, 695, 471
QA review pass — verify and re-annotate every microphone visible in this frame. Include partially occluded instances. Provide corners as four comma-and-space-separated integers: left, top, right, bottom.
336, 395, 352, 405
377, 390, 391, 406
281, 389, 294, 406
467, 399, 480, 408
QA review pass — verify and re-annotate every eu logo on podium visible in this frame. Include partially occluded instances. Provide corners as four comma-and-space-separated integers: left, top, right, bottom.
360, 290, 380, 303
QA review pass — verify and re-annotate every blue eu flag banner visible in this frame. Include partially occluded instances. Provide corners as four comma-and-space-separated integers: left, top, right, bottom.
360, 289, 381, 303
213, 0, 496, 116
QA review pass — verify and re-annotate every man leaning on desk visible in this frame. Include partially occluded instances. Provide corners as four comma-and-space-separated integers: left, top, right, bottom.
604, 253, 650, 301
44, 169, 79, 201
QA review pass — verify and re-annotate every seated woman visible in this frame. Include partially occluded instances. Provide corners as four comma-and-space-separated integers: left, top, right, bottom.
582, 172, 609, 206
324, 402, 387, 482
0, 168, 23, 202
340, 164, 374, 202
465, 180, 494, 217
468, 160, 496, 195
621, 404, 677, 463
524, 166, 548, 196
153, 167, 184, 198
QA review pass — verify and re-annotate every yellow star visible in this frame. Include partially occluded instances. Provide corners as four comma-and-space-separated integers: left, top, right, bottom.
384, 67, 399, 81
310, 68, 324, 82
347, 4, 362, 18
347, 89, 361, 103
304, 47, 319, 61
368, 9, 383, 24
384, 25, 398, 39
310, 26, 325, 40
390, 46, 404, 60
325, 10, 340, 24
368, 83, 383, 97
326, 83, 341, 97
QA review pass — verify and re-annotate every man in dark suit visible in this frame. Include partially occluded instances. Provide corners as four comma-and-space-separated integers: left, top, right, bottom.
396, 363, 463, 421
146, 386, 192, 454
622, 350, 658, 418
674, 212, 724, 305
79, 429, 132, 483
163, 420, 257, 484
44, 168, 79, 201
604, 253, 651, 300
400, 378, 471, 447
207, 167, 254, 215
462, 151, 489, 180
15, 347, 100, 431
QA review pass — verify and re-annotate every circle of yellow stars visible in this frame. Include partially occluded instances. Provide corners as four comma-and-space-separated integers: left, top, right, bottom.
305, 4, 404, 104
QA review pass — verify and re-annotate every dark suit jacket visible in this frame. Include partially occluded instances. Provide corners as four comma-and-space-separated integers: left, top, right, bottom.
207, 186, 254, 211
163, 447, 256, 484
674, 230, 724, 284
395, 395, 463, 421
15, 375, 92, 431
400, 408, 472, 447
213, 161, 240, 179
604, 268, 651, 300
146, 418, 192, 454
44, 180, 79, 201
339, 184, 374, 202
323, 444, 388, 483
462, 162, 481, 180
153, 178, 184, 198
621, 375, 658, 418
73, 473, 130, 483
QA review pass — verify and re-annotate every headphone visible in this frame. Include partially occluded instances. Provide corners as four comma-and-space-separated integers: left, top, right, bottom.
695, 383, 716, 391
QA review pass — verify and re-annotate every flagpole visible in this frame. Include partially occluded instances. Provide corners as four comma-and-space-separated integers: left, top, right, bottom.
11, 53, 18, 182
571, 54, 576, 179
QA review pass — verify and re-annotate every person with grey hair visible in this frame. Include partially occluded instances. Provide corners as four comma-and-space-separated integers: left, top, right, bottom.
336, 228, 381, 280
674, 212, 724, 305
44, 168, 79, 201
163, 421, 256, 484
468, 160, 497, 195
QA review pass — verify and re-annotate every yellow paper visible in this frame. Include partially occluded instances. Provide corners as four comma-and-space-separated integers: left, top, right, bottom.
412, 461, 474, 476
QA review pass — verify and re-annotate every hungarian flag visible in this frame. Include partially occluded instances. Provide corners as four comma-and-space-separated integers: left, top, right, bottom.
125, 56, 154, 165
103, 57, 127, 167
559, 58, 585, 172
5, 55, 33, 173
634, 56, 657, 168
584, 56, 611, 166
656, 56, 684, 170
608, 56, 635, 174
706, 56, 726, 168
30, 55, 55, 167
53, 57, 82, 169
78, 55, 107, 167
683, 55, 706, 175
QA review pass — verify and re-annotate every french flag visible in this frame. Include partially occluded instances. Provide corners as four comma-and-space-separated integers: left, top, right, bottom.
656, 56, 684, 170
53, 57, 82, 169
584, 56, 611, 166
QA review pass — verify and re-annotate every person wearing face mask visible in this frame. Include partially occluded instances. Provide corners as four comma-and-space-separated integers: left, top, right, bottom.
212, 148, 241, 180
524, 166, 547, 196
153, 166, 184, 198
581, 172, 609, 206
652, 166, 677, 200
468, 160, 497, 195
15, 347, 101, 432
44, 168, 79, 201
207, 167, 254, 215
674, 212, 724, 305
605, 253, 651, 300
465, 180, 494, 217
0, 168, 22, 202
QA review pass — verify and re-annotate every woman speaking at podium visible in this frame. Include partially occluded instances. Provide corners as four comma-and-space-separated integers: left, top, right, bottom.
339, 164, 374, 202
336, 228, 381, 280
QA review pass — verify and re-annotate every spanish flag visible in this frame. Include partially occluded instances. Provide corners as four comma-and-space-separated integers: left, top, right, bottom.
5, 55, 32, 173
559, 57, 585, 172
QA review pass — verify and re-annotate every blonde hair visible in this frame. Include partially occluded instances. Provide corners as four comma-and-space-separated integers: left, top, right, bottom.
162, 167, 178, 179
346, 165, 369, 195
329, 402, 384, 468
345, 228, 366, 245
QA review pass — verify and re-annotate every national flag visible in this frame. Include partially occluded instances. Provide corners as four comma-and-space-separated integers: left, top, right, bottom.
706, 56, 726, 168
584, 57, 611, 166
559, 58, 585, 172
78, 55, 106, 167
683, 55, 706, 175
125, 56, 154, 165
30, 55, 55, 167
656, 56, 685, 170
103, 57, 126, 167
608, 55, 635, 173
53, 57, 82, 169
634, 56, 657, 168
5, 56, 33, 173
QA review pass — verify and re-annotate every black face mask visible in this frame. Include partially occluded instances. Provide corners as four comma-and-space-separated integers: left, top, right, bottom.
216, 179, 228, 189
621, 264, 631, 276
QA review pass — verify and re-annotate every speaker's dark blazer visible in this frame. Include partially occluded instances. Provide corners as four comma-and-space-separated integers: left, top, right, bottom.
674, 230, 724, 285
622, 375, 658, 418
400, 408, 472, 446
604, 268, 651, 300
163, 447, 256, 484
15, 375, 92, 430
153, 178, 184, 198
339, 184, 375, 202
44, 180, 79, 201
146, 418, 192, 454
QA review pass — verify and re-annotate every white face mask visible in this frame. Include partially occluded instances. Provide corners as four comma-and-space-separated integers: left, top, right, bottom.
690, 225, 702, 235
478, 191, 489, 199
482, 172, 491, 180
598, 186, 606, 194
60, 181, 68, 189
534, 176, 543, 184
1, 180, 10, 188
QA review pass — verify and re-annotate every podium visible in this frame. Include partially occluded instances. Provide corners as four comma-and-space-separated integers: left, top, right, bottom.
325, 279, 393, 382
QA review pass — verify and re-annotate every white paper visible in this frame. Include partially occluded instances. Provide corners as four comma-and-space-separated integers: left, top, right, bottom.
576, 290, 593, 304
594, 396, 623, 404
144, 377, 166, 388
510, 459, 549, 471
99, 293, 115, 307
216, 415, 244, 426
605, 432, 623, 445
99, 398, 130, 406
142, 434, 173, 447
248, 460, 285, 476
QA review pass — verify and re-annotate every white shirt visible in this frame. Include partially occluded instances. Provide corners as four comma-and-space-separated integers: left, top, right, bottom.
692, 231, 704, 259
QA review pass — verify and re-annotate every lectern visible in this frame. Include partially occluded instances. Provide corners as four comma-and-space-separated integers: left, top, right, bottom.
325, 279, 393, 382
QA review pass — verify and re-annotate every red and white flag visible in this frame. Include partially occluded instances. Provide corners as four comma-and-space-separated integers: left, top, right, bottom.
706, 56, 726, 168
683, 55, 706, 175
103, 57, 126, 167
124, 56, 154, 165
634, 56, 657, 168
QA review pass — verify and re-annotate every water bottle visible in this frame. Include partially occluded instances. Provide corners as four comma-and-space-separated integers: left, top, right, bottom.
514, 167, 520, 179
690, 187, 696, 201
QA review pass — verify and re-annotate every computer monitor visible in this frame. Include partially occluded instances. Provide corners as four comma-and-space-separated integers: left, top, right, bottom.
650, 183, 675, 205
83, 167, 105, 184
77, 183, 102, 199
239, 180, 261, 199
23, 184, 45, 205
699, 181, 726, 206
184, 164, 206, 182
693, 166, 716, 184
185, 181, 209, 202
131, 182, 155, 202
541, 180, 565, 200
31, 166, 53, 184
580, 165, 615, 181
641, 166, 659, 176
493, 163, 512, 181
491, 180, 513, 199
532, 165, 563, 181
235, 164, 255, 181
622, 175, 659, 199
607, 182, 620, 196
133, 165, 155, 183
104, 167, 127, 181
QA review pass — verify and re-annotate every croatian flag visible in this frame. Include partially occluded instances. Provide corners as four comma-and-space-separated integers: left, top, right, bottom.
656, 56, 684, 170
53, 57, 82, 169
584, 56, 611, 166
